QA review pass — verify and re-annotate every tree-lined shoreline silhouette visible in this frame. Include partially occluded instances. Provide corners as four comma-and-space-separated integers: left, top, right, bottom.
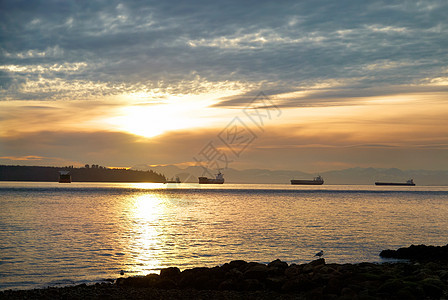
0, 165, 166, 183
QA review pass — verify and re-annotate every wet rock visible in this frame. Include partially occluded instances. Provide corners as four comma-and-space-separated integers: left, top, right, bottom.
265, 276, 286, 291
438, 269, 448, 280
380, 244, 448, 261
243, 279, 264, 291
424, 261, 440, 271
116, 273, 160, 288
218, 278, 244, 291
310, 258, 326, 267
284, 264, 301, 278
281, 279, 300, 293
228, 260, 248, 270
281, 274, 315, 293
88, 255, 446, 298
420, 277, 445, 299
160, 267, 180, 279
378, 278, 405, 295
267, 259, 288, 276
267, 259, 288, 270
178, 267, 225, 290
304, 286, 324, 299
341, 287, 358, 298
303, 258, 325, 273
225, 268, 243, 279
323, 277, 344, 295
243, 263, 268, 280
154, 278, 177, 289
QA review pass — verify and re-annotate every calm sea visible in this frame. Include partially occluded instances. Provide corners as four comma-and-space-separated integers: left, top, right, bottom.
1, 182, 448, 290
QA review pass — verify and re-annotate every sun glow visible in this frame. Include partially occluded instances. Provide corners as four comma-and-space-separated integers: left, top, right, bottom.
104, 97, 212, 138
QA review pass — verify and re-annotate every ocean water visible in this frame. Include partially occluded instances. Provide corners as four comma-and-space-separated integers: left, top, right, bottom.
1, 182, 448, 290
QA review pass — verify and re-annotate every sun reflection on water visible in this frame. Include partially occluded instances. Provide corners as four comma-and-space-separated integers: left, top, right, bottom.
122, 193, 167, 275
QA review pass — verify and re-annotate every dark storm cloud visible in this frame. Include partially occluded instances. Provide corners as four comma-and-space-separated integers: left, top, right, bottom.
1, 0, 447, 102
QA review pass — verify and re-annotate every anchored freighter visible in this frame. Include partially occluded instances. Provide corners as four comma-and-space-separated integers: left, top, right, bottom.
291, 175, 324, 185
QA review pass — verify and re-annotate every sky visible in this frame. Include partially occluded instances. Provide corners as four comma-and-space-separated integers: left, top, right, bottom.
1, 0, 448, 172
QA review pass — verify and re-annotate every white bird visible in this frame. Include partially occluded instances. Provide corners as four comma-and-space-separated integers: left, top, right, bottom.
315, 250, 324, 257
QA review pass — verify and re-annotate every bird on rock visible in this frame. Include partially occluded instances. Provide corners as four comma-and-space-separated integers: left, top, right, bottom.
315, 250, 324, 257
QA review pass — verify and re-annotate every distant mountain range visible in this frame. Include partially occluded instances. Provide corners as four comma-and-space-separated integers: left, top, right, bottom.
132, 165, 448, 186
2, 164, 446, 185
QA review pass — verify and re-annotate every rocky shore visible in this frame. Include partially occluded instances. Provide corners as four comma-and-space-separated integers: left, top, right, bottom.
2, 244, 448, 299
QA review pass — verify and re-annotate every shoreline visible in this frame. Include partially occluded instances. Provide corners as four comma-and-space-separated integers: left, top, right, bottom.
2, 257, 447, 299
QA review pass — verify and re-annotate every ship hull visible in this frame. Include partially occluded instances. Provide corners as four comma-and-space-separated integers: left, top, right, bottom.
291, 180, 324, 185
375, 182, 415, 186
198, 177, 224, 184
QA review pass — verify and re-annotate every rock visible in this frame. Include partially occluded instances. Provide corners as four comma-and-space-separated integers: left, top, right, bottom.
424, 261, 439, 271
267, 259, 288, 276
421, 277, 445, 299
323, 277, 344, 295
284, 264, 301, 278
160, 267, 180, 279
228, 260, 248, 270
304, 286, 324, 299
380, 244, 448, 261
309, 258, 326, 267
243, 263, 268, 280
265, 276, 287, 291
281, 279, 300, 293
281, 274, 315, 293
267, 259, 288, 269
154, 278, 177, 289
341, 287, 358, 298
225, 268, 243, 279
243, 279, 264, 291
116, 273, 160, 287
378, 279, 405, 295
218, 279, 244, 291
104, 257, 448, 298
438, 269, 448, 280
303, 258, 325, 273
178, 267, 223, 290
218, 279, 233, 290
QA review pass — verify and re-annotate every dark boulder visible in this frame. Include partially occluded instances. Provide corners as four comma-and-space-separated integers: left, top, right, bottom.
380, 244, 448, 261
116, 273, 160, 288
268, 259, 288, 269
243, 263, 269, 280
160, 267, 180, 279
284, 264, 301, 278
228, 260, 248, 270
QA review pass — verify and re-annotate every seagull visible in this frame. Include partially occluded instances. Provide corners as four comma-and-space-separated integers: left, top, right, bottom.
315, 250, 324, 257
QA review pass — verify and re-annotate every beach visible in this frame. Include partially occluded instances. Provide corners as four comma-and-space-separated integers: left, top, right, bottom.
2, 251, 448, 299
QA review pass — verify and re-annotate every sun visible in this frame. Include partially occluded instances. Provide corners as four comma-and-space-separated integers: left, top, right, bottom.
103, 97, 212, 138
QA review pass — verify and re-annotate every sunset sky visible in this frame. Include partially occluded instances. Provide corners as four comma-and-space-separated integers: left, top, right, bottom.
1, 0, 447, 172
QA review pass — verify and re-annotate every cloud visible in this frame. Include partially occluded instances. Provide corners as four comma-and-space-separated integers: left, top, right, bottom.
0, 155, 44, 161
1, 0, 447, 103
1, 0, 448, 171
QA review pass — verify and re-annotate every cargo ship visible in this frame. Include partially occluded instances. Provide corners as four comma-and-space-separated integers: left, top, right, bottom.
198, 171, 224, 184
58, 171, 71, 183
291, 175, 324, 185
375, 179, 415, 186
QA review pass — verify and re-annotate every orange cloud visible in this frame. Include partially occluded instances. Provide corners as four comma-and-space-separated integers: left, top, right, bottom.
0, 155, 44, 161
